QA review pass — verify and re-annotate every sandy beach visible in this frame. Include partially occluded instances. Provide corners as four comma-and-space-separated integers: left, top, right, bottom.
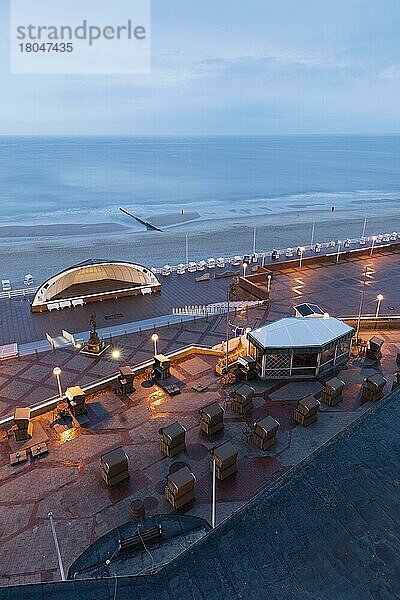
0, 205, 399, 287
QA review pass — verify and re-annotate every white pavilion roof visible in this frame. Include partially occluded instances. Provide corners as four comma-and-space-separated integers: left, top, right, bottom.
248, 317, 353, 349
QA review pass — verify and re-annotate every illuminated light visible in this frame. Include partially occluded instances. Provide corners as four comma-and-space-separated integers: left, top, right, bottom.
323, 312, 330, 319
53, 367, 61, 376
111, 349, 121, 360
151, 332, 159, 355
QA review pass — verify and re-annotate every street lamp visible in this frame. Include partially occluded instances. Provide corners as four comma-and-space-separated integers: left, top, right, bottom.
53, 367, 62, 399
242, 262, 248, 278
211, 457, 216, 528
375, 294, 384, 318
336, 241, 341, 263
267, 274, 272, 293
245, 327, 252, 354
355, 265, 374, 343
299, 247, 305, 268
261, 253, 266, 268
151, 333, 159, 356
111, 349, 121, 360
370, 235, 377, 256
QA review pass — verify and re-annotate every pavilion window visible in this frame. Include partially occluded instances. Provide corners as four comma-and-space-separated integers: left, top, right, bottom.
292, 353, 318, 368
320, 346, 336, 365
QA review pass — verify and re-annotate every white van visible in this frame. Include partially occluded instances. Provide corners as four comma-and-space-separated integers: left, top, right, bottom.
188, 262, 197, 273
2, 279, 11, 292
176, 263, 186, 275
161, 265, 171, 276
216, 257, 225, 268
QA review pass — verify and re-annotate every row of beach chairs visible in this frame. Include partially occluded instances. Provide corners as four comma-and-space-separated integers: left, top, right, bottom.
47, 298, 85, 311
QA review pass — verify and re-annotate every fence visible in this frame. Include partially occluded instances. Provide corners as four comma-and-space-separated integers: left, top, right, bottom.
172, 300, 265, 316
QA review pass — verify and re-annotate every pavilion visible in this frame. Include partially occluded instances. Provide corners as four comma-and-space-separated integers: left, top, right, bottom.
31, 259, 161, 312
247, 315, 354, 379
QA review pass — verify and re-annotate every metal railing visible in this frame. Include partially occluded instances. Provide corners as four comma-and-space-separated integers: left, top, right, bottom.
0, 287, 37, 299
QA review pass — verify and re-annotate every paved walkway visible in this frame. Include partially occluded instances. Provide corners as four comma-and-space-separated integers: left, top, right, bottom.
18, 313, 199, 356
0, 307, 267, 420
0, 331, 398, 587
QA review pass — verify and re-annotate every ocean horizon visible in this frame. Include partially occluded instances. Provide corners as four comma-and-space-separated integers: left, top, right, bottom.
0, 134, 399, 227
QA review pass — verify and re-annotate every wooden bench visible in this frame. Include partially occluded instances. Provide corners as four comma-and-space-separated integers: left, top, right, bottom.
118, 525, 162, 552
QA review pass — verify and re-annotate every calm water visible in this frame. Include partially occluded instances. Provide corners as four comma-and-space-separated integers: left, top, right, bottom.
0, 135, 399, 226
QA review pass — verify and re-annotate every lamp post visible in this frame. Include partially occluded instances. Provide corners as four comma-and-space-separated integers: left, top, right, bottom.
375, 294, 384, 319
299, 247, 305, 268
52, 367, 62, 399
211, 457, 216, 528
370, 235, 377, 256
225, 286, 231, 374
355, 265, 373, 343
336, 242, 341, 263
151, 333, 159, 356
261, 253, 266, 268
242, 262, 248, 279
362, 214, 368, 238
245, 327, 252, 354
48, 512, 65, 581
267, 274, 272, 293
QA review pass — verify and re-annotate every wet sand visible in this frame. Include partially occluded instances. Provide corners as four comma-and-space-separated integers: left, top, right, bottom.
148, 212, 200, 227
0, 206, 399, 287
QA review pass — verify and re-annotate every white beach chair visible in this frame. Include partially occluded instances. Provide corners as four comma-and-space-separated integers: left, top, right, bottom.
59, 300, 72, 309
72, 298, 84, 307
207, 258, 216, 269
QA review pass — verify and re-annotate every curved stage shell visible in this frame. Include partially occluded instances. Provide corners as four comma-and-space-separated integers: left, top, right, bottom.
31, 259, 161, 312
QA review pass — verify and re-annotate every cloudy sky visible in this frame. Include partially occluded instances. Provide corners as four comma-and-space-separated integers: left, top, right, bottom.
1, 0, 400, 134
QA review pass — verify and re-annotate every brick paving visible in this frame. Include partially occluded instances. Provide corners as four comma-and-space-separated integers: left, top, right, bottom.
0, 327, 398, 586
0, 307, 267, 420
267, 250, 400, 321
0, 250, 400, 586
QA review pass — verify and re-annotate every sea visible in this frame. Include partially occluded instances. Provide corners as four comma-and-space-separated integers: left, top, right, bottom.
1, 134, 400, 225
0, 134, 399, 283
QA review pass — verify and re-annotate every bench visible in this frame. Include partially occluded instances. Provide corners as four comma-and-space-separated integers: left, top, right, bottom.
118, 525, 162, 552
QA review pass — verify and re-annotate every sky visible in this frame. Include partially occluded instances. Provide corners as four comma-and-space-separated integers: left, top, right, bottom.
1, 0, 400, 135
